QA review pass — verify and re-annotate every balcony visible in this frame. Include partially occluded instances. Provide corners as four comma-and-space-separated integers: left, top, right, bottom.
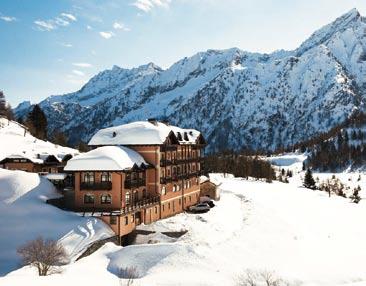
80, 181, 112, 190
160, 177, 173, 184
124, 178, 146, 189
160, 159, 173, 167
160, 145, 177, 152
121, 196, 160, 214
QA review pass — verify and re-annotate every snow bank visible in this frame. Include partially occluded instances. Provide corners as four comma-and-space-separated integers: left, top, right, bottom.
0, 169, 114, 275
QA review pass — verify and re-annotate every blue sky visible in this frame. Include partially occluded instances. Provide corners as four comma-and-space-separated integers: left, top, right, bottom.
1, 0, 366, 107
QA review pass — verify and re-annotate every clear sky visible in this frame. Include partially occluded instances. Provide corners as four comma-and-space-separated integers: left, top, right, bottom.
1, 0, 366, 107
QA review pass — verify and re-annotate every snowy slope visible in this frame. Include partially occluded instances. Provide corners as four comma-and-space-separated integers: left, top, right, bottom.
4, 174, 366, 285
14, 9, 366, 152
0, 117, 78, 162
0, 169, 115, 275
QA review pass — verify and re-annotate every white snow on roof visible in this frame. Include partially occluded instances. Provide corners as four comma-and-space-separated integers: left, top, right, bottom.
0, 117, 79, 164
88, 121, 201, 146
64, 146, 147, 171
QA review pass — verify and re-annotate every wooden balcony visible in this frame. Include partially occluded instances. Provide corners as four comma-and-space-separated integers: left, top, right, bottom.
121, 196, 160, 214
80, 181, 112, 190
124, 178, 146, 189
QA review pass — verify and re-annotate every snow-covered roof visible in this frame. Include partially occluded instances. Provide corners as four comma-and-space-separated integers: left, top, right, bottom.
0, 154, 43, 164
64, 146, 148, 171
88, 121, 202, 146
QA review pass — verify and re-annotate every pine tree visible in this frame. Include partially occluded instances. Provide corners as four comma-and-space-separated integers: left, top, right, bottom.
303, 168, 316, 189
26, 105, 48, 139
350, 186, 362, 203
0, 91, 7, 117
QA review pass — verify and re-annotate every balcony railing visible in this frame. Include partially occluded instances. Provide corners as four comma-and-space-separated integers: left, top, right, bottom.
80, 181, 112, 190
160, 145, 177, 152
124, 178, 146, 189
121, 196, 160, 214
160, 159, 173, 167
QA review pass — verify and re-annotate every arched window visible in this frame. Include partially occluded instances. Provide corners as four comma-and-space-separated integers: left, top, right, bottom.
84, 194, 94, 204
125, 192, 130, 205
161, 186, 166, 195
101, 194, 112, 204
101, 172, 111, 182
83, 172, 94, 184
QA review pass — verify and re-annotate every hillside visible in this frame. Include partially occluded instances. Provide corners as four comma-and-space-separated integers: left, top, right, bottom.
15, 9, 366, 152
0, 168, 115, 275
0, 117, 79, 162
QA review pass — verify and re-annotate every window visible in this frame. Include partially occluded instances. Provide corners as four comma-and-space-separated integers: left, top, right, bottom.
161, 153, 165, 160
167, 169, 171, 176
125, 192, 131, 205
161, 186, 166, 195
125, 216, 128, 225
161, 169, 165, 177
133, 190, 138, 203
110, 216, 117, 225
155, 206, 158, 214
173, 184, 176, 192
168, 202, 171, 209
143, 189, 147, 198
101, 172, 111, 182
131, 214, 135, 223
176, 184, 180, 192
84, 194, 94, 204
101, 194, 112, 204
179, 198, 181, 205
83, 172, 94, 184
189, 196, 192, 202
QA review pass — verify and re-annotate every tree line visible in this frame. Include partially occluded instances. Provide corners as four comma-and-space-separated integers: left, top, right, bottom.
204, 151, 276, 181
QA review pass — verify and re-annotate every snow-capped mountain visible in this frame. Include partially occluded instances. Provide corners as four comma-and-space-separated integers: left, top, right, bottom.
15, 9, 366, 152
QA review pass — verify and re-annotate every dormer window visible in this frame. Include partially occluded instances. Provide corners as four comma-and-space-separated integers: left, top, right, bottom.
184, 132, 189, 141
177, 132, 182, 141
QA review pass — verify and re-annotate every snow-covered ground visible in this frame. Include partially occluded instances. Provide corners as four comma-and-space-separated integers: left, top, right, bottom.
3, 168, 366, 285
0, 169, 114, 276
0, 117, 78, 162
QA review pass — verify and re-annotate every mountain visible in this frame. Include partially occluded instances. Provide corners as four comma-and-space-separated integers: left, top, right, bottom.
15, 9, 366, 152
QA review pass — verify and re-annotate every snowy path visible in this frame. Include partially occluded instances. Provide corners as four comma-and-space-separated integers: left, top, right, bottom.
3, 174, 366, 285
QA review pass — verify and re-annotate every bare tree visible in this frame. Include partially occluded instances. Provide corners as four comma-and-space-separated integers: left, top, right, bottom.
117, 266, 140, 286
17, 236, 67, 276
237, 269, 293, 286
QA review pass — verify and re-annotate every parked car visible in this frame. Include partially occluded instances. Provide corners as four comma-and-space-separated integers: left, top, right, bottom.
188, 202, 211, 213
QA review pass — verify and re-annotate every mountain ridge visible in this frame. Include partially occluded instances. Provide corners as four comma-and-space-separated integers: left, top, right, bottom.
15, 9, 366, 152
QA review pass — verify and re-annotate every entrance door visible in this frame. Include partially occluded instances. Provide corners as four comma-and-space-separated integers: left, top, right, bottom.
135, 211, 142, 225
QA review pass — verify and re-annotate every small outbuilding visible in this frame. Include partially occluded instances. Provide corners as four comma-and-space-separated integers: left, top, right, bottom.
199, 175, 220, 201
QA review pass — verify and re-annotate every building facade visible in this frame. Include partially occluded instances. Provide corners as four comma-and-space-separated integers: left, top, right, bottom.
65, 120, 206, 244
